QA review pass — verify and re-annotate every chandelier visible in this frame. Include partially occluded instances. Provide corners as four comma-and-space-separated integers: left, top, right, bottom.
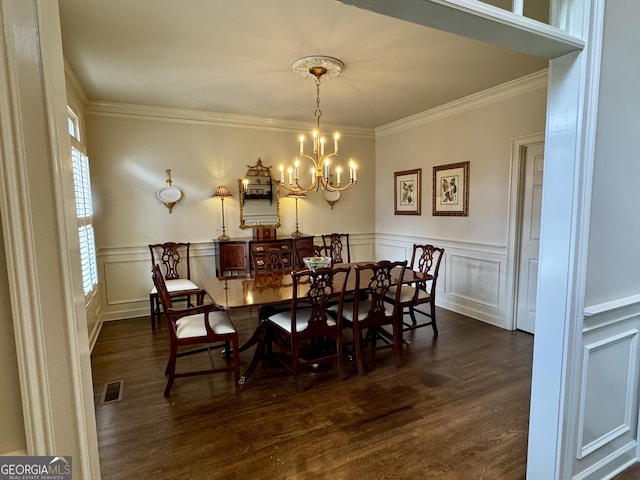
278, 56, 357, 195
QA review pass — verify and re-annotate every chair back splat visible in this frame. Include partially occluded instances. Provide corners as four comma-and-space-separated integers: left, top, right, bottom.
294, 244, 325, 268
151, 264, 239, 396
264, 265, 350, 392
321, 233, 350, 264
148, 242, 199, 330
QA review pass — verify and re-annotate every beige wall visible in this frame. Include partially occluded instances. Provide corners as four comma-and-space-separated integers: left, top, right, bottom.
85, 111, 376, 247
375, 84, 547, 244
371, 76, 547, 328
0, 213, 26, 454
585, 0, 640, 306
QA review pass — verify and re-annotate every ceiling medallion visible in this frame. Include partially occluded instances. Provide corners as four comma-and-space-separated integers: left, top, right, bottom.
291, 55, 345, 80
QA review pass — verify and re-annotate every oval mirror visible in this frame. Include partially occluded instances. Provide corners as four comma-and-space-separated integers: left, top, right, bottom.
239, 158, 280, 229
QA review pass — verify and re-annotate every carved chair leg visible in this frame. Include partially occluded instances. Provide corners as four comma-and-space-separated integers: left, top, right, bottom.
354, 325, 365, 376
150, 294, 157, 329
430, 302, 439, 336
336, 337, 344, 381
393, 316, 402, 368
408, 306, 418, 326
232, 336, 240, 386
292, 342, 303, 392
164, 344, 178, 396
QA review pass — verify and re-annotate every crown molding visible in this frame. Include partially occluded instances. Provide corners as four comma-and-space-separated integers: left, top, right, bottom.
376, 69, 548, 137
64, 58, 88, 107
84, 100, 375, 138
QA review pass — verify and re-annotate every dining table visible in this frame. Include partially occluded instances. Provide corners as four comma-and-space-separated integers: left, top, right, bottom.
200, 262, 429, 385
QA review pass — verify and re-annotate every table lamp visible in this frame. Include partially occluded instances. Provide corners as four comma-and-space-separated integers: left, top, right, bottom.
212, 186, 232, 240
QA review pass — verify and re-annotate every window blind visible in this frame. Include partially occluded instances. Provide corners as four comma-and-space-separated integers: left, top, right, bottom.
71, 146, 98, 296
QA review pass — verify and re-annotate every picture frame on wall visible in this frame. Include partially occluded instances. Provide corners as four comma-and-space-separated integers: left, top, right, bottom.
432, 161, 469, 216
394, 169, 422, 215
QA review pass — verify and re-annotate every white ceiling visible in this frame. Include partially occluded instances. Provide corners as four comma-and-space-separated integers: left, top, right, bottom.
58, 0, 548, 130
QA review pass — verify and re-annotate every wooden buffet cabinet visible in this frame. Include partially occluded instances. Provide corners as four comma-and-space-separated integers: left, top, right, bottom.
214, 236, 315, 277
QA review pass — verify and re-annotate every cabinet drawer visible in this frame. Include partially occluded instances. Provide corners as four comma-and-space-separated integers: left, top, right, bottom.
251, 240, 292, 253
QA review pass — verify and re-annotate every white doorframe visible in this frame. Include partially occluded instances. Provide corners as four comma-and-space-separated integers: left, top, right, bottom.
0, 0, 101, 477
505, 133, 545, 331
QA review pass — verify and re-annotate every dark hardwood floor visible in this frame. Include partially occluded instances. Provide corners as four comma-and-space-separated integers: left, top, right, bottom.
92, 307, 536, 479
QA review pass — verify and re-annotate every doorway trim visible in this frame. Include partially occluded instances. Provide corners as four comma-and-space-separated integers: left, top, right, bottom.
505, 133, 545, 331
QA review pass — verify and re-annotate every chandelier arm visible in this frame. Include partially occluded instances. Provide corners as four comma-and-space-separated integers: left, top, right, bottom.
324, 180, 357, 192
298, 153, 320, 168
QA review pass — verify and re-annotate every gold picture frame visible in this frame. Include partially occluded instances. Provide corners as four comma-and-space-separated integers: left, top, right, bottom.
432, 161, 469, 216
394, 169, 422, 215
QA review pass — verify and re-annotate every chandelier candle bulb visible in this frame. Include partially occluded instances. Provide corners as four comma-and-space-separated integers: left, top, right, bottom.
320, 137, 325, 155
299, 136, 304, 155
279, 165, 285, 183
288, 167, 293, 185
336, 166, 342, 186
334, 133, 339, 153
294, 160, 300, 180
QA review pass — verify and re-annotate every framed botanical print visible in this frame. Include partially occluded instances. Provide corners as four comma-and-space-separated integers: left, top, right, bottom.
394, 169, 421, 215
432, 161, 469, 216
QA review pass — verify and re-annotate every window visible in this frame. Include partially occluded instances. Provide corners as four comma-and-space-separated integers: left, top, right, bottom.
67, 106, 80, 141
68, 107, 97, 297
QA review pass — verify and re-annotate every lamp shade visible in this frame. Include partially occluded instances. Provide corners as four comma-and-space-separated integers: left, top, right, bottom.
212, 185, 232, 198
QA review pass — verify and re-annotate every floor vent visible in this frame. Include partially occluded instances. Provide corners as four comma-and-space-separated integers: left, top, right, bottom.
100, 380, 124, 404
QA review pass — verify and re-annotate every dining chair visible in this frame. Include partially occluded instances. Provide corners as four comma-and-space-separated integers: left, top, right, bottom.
293, 243, 326, 268
330, 260, 407, 376
321, 233, 351, 264
263, 265, 351, 392
386, 244, 445, 337
149, 242, 200, 330
151, 264, 240, 396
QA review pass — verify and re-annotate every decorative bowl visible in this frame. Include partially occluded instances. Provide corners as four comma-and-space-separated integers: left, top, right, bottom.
303, 256, 332, 271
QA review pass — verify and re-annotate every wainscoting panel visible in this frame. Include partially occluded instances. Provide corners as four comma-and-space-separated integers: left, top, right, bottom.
572, 297, 640, 480
375, 240, 410, 264
448, 254, 500, 308
104, 259, 150, 305
375, 234, 508, 328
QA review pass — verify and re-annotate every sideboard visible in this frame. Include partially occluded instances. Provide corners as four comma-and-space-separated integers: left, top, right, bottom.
213, 236, 315, 277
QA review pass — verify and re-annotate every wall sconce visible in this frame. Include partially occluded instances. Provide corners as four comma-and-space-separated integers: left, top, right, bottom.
323, 174, 341, 209
212, 185, 233, 241
157, 169, 183, 213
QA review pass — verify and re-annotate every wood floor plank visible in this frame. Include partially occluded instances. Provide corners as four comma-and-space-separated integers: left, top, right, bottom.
92, 308, 534, 479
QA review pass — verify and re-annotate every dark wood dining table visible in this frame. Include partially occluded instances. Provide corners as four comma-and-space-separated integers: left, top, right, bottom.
200, 262, 429, 384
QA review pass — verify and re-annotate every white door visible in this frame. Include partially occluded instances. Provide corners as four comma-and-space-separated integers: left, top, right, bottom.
516, 142, 544, 334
